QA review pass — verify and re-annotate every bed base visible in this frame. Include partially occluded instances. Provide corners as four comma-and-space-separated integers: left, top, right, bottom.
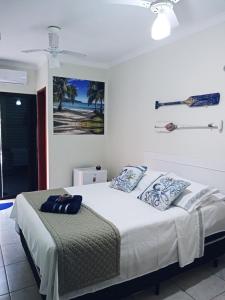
20, 229, 225, 300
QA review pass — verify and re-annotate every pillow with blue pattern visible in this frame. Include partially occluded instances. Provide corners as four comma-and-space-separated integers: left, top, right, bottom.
137, 175, 190, 211
110, 165, 147, 192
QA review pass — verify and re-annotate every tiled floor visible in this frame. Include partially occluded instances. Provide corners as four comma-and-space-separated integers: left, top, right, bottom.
1, 204, 225, 300
0, 202, 41, 300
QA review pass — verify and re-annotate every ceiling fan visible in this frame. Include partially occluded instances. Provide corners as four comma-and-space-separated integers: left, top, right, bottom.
22, 26, 87, 68
109, 0, 181, 40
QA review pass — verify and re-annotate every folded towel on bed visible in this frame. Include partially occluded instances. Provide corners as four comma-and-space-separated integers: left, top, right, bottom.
40, 195, 82, 214
47, 194, 76, 204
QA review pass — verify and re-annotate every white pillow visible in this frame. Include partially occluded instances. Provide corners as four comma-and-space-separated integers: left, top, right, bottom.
130, 170, 165, 198
202, 192, 225, 205
171, 173, 218, 212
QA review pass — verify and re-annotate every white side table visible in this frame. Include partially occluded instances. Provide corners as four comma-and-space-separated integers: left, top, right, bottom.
73, 167, 107, 186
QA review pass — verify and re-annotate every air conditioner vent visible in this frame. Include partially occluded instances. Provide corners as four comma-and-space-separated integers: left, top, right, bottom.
0, 69, 27, 85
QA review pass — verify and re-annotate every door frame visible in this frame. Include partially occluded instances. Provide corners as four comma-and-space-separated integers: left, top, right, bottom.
37, 87, 47, 190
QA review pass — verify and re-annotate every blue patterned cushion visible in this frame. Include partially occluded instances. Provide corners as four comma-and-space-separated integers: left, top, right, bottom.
138, 175, 190, 211
110, 166, 147, 192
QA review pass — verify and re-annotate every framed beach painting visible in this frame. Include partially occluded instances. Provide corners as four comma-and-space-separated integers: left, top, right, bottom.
53, 76, 105, 135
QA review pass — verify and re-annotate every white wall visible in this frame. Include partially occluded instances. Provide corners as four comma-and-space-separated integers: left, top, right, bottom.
36, 63, 48, 91
47, 63, 108, 188
106, 23, 225, 178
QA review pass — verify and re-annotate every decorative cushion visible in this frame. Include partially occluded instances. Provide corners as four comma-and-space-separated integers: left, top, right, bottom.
170, 173, 218, 212
138, 175, 190, 211
130, 170, 166, 198
110, 165, 147, 192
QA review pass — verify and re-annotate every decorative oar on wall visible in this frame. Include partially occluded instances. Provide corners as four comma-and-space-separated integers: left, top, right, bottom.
155, 93, 220, 109
155, 121, 223, 133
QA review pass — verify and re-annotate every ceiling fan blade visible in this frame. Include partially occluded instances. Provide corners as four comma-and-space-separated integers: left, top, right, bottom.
165, 8, 179, 28
21, 49, 46, 53
22, 26, 86, 62
108, 0, 151, 8
59, 50, 87, 58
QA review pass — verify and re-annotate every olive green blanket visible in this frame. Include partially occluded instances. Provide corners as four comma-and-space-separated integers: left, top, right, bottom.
22, 188, 120, 296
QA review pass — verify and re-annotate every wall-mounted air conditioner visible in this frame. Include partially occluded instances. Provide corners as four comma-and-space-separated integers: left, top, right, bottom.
0, 69, 27, 85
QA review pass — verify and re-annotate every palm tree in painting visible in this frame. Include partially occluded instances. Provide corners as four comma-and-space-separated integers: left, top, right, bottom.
53, 77, 78, 111
67, 84, 78, 104
87, 84, 97, 111
97, 82, 105, 114
53, 77, 67, 111
87, 81, 105, 114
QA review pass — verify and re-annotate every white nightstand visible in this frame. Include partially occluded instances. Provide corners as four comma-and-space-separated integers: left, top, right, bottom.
73, 167, 107, 186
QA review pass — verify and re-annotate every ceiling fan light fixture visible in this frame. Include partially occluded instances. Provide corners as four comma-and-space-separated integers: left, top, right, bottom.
150, 1, 175, 40
151, 10, 171, 40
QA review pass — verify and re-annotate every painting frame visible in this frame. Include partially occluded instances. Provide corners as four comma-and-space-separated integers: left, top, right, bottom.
53, 76, 105, 135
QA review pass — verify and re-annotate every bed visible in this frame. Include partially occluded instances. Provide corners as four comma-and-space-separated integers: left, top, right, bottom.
11, 152, 225, 300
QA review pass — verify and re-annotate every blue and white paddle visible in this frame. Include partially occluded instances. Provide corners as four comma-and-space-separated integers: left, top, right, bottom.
155, 93, 220, 109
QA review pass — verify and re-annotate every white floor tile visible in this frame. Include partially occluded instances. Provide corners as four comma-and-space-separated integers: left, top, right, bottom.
5, 260, 36, 292
0, 294, 10, 300
213, 291, 225, 300
213, 255, 225, 281
0, 204, 14, 219
0, 267, 9, 296
0, 219, 16, 233
2, 242, 26, 266
215, 268, 225, 281
174, 267, 225, 300
0, 229, 20, 246
10, 285, 41, 300
157, 283, 194, 300
0, 249, 3, 267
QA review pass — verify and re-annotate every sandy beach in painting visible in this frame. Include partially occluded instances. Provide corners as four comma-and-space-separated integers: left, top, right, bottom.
54, 108, 104, 134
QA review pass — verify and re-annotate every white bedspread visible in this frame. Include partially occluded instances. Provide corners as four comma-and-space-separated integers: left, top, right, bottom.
10, 183, 225, 300
175, 208, 204, 267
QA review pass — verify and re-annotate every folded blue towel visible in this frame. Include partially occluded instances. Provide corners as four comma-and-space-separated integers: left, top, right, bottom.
46, 194, 75, 204
40, 195, 82, 214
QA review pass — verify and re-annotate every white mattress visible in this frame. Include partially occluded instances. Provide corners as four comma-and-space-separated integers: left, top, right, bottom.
11, 182, 225, 300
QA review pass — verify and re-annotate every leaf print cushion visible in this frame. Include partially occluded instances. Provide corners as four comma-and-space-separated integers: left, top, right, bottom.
110, 165, 147, 192
138, 175, 190, 211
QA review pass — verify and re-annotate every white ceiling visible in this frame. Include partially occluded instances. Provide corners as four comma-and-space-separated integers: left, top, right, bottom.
1, 0, 225, 69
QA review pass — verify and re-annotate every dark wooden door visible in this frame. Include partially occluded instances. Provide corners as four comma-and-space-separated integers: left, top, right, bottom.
37, 87, 47, 190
